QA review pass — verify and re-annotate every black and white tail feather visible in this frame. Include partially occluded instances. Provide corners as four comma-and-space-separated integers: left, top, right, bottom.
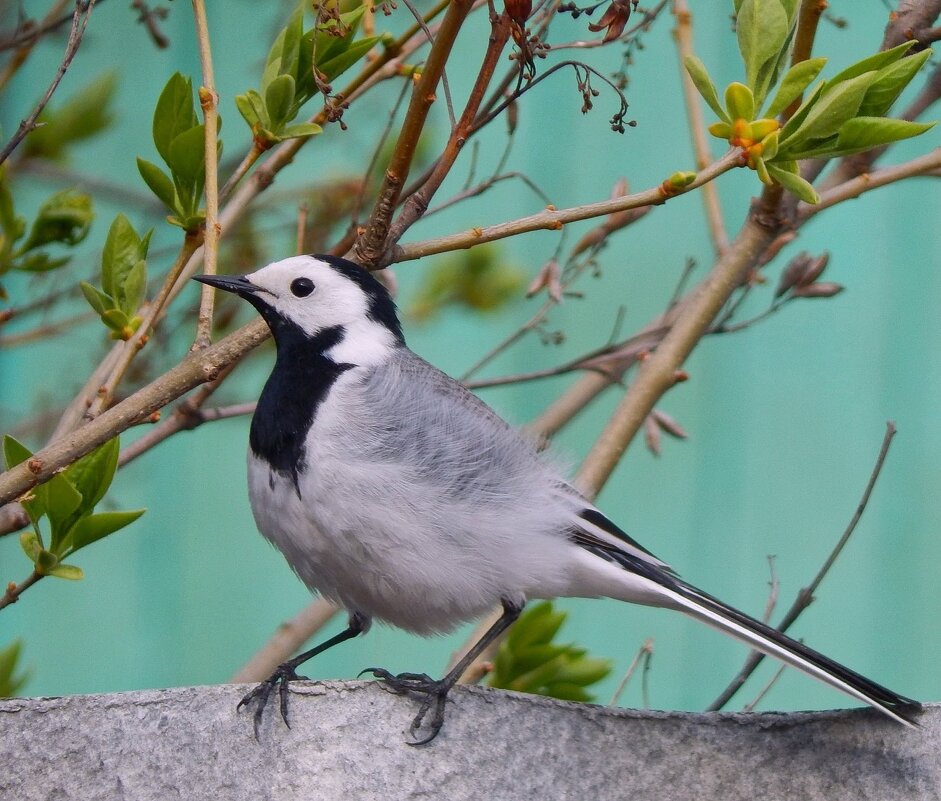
194, 254, 920, 743
571, 501, 920, 727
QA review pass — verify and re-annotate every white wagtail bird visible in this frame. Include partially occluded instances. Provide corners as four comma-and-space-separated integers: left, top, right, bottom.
195, 255, 919, 744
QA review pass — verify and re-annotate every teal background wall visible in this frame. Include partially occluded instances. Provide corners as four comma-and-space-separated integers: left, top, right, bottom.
1, 2, 938, 717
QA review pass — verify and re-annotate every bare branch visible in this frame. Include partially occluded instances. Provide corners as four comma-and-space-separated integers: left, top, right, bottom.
0, 0, 97, 167
191, 0, 220, 349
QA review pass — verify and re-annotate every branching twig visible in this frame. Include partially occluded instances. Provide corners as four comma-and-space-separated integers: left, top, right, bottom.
707, 421, 898, 711
0, 0, 97, 167
394, 149, 742, 264
573, 204, 779, 497
351, 0, 476, 268
608, 637, 654, 707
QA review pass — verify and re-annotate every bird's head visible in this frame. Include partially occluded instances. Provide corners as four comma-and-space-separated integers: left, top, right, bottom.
194, 255, 404, 364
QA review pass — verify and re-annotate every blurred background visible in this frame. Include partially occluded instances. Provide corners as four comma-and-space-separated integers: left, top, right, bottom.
1, 1, 938, 716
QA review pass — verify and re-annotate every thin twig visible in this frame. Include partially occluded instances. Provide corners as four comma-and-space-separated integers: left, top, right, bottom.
608, 637, 654, 706
0, 0, 97, 167
707, 421, 898, 711
762, 555, 779, 625
0, 570, 42, 611
399, 0, 456, 128
394, 150, 742, 264
741, 661, 788, 713
351, 0, 476, 268
192, 0, 220, 349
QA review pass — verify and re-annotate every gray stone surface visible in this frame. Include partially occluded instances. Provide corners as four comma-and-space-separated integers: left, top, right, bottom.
0, 681, 938, 800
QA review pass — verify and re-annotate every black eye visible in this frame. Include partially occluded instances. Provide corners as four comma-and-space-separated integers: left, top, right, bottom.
290, 277, 315, 297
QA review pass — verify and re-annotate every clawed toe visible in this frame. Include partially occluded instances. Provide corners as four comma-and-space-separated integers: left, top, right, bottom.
361, 667, 451, 745
238, 664, 306, 738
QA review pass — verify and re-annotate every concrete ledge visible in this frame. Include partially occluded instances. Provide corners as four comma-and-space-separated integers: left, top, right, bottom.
1, 682, 938, 800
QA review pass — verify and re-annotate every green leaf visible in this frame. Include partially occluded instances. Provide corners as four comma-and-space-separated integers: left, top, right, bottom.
48, 563, 84, 580
100, 308, 130, 333
3, 435, 33, 471
858, 49, 932, 118
507, 602, 566, 649
505, 644, 570, 677
276, 122, 323, 141
779, 71, 877, 152
765, 57, 827, 118
684, 56, 729, 122
65, 437, 120, 513
166, 125, 206, 185
736, 0, 789, 94
235, 93, 261, 128
137, 158, 178, 211
19, 530, 42, 563
24, 72, 118, 161
65, 509, 145, 553
767, 162, 819, 203
318, 35, 380, 83
725, 82, 755, 121
265, 74, 297, 128
14, 253, 69, 273
262, 7, 304, 91
541, 682, 592, 703
552, 656, 612, 686
824, 41, 916, 91
153, 73, 198, 164
0, 640, 30, 698
102, 214, 140, 297
17, 190, 93, 253
3, 437, 44, 525
43, 474, 82, 547
120, 261, 147, 315
80, 281, 112, 315
832, 117, 936, 157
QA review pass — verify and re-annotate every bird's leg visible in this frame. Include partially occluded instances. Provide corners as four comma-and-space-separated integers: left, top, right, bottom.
238, 611, 369, 738
362, 598, 523, 745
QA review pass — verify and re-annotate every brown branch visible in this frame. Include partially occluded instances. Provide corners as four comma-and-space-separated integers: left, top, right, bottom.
707, 421, 898, 711
393, 149, 742, 264
0, 570, 42, 611
0, 0, 97, 167
882, 0, 941, 50
0, 318, 270, 508
383, 11, 513, 247
797, 146, 941, 222
350, 0, 476, 268
574, 206, 780, 497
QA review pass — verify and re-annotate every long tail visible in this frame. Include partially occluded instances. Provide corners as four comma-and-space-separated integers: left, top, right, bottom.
574, 531, 921, 726
662, 577, 921, 726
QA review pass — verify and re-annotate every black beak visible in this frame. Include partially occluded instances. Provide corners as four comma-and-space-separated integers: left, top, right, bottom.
192, 273, 258, 297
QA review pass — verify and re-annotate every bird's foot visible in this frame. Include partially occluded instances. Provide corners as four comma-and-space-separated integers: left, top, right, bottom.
237, 662, 309, 739
360, 667, 452, 745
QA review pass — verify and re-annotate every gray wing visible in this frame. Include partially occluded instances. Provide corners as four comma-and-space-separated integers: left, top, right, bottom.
344, 348, 671, 570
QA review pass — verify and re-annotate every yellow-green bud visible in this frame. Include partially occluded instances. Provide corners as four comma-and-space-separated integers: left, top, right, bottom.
724, 82, 755, 123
